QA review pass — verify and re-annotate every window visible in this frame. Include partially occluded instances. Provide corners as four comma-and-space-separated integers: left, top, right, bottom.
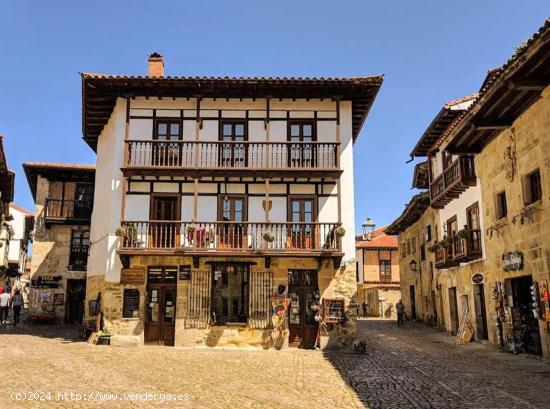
212, 263, 249, 324
379, 260, 392, 283
153, 120, 182, 166
288, 197, 316, 249
69, 230, 89, 270
420, 244, 426, 261
424, 225, 432, 242
219, 120, 247, 167
524, 169, 542, 205
155, 120, 181, 141
122, 289, 140, 318
411, 237, 416, 254
466, 203, 480, 231
288, 121, 316, 167
406, 240, 411, 255
495, 191, 508, 219
401, 243, 407, 258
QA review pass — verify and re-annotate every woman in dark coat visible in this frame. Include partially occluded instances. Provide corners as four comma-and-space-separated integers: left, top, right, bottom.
11, 289, 24, 326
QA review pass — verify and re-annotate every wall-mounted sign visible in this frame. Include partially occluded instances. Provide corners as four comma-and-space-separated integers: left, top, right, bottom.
88, 300, 99, 316
122, 289, 140, 318
53, 293, 65, 306
179, 265, 191, 281
120, 268, 145, 285
472, 274, 484, 284
32, 276, 62, 289
502, 252, 523, 271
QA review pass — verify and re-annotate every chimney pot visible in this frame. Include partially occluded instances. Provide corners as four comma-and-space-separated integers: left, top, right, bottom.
147, 53, 164, 77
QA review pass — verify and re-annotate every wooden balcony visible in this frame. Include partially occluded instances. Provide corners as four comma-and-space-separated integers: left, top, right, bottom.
430, 156, 476, 208
434, 229, 482, 269
44, 199, 92, 226
452, 229, 482, 263
122, 140, 341, 178
118, 220, 342, 257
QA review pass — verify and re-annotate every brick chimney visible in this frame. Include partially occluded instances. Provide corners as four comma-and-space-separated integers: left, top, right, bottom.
147, 52, 164, 77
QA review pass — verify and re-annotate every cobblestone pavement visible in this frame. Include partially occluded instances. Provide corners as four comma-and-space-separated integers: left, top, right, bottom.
328, 318, 550, 409
2, 319, 550, 408
0, 322, 362, 409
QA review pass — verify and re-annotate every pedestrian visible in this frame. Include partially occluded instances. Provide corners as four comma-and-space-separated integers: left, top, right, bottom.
396, 299, 405, 328
0, 288, 10, 324
362, 301, 368, 318
11, 289, 24, 327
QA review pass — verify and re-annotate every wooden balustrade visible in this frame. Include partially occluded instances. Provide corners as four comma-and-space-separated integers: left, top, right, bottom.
430, 155, 477, 207
125, 140, 339, 171
44, 199, 93, 220
435, 229, 482, 269
119, 221, 342, 253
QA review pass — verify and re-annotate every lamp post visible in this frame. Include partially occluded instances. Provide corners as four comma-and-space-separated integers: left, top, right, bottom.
409, 259, 417, 272
362, 218, 376, 240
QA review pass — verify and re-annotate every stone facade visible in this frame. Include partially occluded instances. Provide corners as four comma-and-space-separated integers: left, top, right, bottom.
86, 254, 358, 349
474, 86, 550, 358
397, 205, 440, 324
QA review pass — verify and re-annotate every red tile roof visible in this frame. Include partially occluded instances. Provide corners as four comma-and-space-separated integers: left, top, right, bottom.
356, 226, 398, 249
9, 203, 33, 216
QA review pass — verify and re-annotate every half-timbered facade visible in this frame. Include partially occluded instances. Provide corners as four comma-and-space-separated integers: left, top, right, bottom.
82, 54, 382, 348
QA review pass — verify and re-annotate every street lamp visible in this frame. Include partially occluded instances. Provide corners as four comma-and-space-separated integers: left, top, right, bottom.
409, 259, 417, 272
362, 218, 376, 240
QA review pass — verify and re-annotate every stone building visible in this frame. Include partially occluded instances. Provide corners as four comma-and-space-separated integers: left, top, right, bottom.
81, 54, 382, 348
356, 227, 400, 318
445, 20, 550, 358
389, 19, 550, 359
0, 134, 15, 290
386, 193, 441, 325
23, 162, 95, 323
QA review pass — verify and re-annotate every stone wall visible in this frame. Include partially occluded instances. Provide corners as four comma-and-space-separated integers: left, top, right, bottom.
474, 86, 550, 359
88, 254, 358, 349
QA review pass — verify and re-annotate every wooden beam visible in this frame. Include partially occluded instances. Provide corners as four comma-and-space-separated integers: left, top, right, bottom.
471, 118, 513, 131
507, 79, 548, 91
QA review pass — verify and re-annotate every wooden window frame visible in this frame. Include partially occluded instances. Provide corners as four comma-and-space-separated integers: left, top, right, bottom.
69, 229, 90, 270
495, 191, 508, 220
446, 215, 458, 236
466, 202, 480, 230
149, 193, 181, 221
379, 260, 392, 283
287, 195, 318, 223
287, 120, 317, 142
153, 118, 182, 140
523, 169, 542, 206
219, 119, 248, 142
217, 195, 248, 222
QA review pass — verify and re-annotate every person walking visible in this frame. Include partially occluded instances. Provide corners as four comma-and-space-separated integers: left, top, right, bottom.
362, 301, 368, 318
11, 289, 24, 327
0, 288, 10, 324
396, 299, 405, 328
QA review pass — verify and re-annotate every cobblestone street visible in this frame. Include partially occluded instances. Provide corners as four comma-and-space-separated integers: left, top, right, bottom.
1, 319, 550, 408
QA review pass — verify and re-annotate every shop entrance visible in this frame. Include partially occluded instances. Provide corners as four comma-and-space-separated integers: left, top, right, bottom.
66, 279, 86, 323
145, 267, 177, 346
288, 270, 319, 349
508, 275, 542, 355
448, 287, 459, 335
473, 283, 488, 340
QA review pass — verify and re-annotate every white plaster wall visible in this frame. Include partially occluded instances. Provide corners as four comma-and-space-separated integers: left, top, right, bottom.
124, 195, 150, 220
199, 121, 218, 142
249, 121, 266, 142
339, 101, 355, 261
197, 196, 217, 221
270, 197, 287, 223
248, 197, 265, 223
87, 98, 126, 281
269, 122, 287, 143
317, 122, 337, 142
318, 196, 338, 224
181, 197, 194, 221
129, 119, 153, 140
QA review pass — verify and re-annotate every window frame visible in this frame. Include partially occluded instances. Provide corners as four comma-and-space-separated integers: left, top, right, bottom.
523, 169, 542, 206
495, 191, 508, 220
379, 260, 392, 283
153, 118, 182, 141
68, 229, 90, 271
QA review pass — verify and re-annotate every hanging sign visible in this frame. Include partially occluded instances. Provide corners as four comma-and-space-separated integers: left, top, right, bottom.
32, 276, 62, 289
472, 273, 484, 284
120, 268, 145, 285
179, 265, 191, 280
502, 252, 523, 271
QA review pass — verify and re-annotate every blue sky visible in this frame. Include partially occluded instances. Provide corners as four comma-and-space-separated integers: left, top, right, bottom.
1, 1, 548, 231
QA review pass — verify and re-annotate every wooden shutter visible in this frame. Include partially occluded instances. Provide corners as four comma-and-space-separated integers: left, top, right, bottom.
186, 269, 211, 328
248, 271, 273, 329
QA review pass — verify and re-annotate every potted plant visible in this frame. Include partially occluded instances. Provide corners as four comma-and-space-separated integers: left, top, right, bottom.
441, 236, 452, 250
427, 242, 439, 253
187, 223, 197, 234
457, 228, 470, 239
334, 226, 346, 238
262, 230, 275, 243
97, 328, 111, 345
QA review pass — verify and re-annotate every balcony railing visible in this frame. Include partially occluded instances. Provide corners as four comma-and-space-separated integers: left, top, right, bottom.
124, 140, 340, 173
434, 229, 482, 269
44, 199, 93, 223
430, 156, 476, 208
119, 221, 342, 254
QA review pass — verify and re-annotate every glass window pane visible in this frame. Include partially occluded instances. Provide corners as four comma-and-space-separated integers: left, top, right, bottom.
292, 201, 300, 212
170, 123, 180, 135
303, 125, 312, 137
291, 125, 300, 137
223, 124, 232, 136
235, 124, 244, 136
304, 201, 312, 212
158, 123, 167, 135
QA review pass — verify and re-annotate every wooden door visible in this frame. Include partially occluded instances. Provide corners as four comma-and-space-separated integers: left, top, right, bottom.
473, 283, 488, 340
219, 121, 247, 168
145, 267, 177, 346
288, 121, 316, 168
409, 285, 416, 319
466, 203, 482, 252
288, 197, 315, 249
448, 287, 459, 335
153, 120, 181, 166
447, 216, 458, 236
288, 270, 319, 349
151, 195, 180, 248
218, 196, 246, 248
